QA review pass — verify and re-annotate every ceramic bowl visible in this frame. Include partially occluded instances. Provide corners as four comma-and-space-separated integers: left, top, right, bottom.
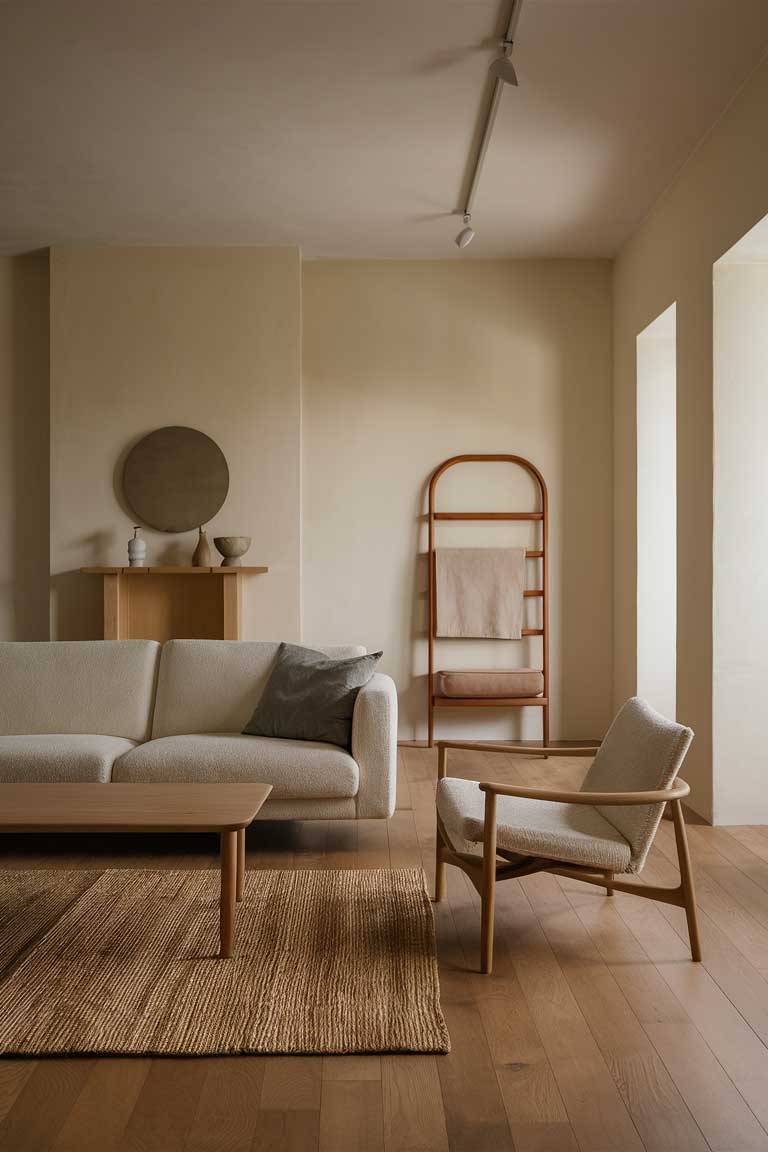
213, 536, 251, 567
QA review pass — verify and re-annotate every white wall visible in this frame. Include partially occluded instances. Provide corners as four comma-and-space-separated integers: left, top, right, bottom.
713, 257, 768, 822
302, 260, 614, 743
636, 305, 676, 719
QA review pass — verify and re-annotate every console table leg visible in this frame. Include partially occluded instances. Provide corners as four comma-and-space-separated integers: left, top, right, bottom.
236, 827, 245, 902
219, 830, 237, 958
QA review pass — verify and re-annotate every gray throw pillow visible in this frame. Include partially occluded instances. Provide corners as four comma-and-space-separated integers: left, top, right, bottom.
242, 643, 382, 749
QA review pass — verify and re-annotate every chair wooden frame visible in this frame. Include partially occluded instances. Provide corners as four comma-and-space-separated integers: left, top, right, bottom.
427, 454, 549, 748
434, 740, 702, 974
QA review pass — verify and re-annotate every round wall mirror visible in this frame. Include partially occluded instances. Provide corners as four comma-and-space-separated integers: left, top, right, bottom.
123, 426, 229, 533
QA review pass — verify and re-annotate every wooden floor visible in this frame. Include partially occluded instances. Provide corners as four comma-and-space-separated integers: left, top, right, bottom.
2, 747, 768, 1151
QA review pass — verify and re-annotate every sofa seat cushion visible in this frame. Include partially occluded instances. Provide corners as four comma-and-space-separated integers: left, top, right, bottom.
112, 733, 359, 799
435, 669, 544, 699
0, 735, 137, 783
437, 777, 631, 873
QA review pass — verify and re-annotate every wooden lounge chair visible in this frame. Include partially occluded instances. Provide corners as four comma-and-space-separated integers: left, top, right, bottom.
435, 697, 699, 974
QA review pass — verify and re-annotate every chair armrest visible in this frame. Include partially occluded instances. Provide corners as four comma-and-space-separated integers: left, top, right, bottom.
478, 777, 690, 805
437, 740, 599, 757
351, 673, 398, 818
437, 740, 600, 782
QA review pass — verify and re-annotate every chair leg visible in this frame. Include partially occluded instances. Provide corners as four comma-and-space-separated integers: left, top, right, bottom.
435, 824, 446, 902
435, 748, 448, 902
480, 792, 497, 974
605, 871, 614, 896
671, 798, 702, 962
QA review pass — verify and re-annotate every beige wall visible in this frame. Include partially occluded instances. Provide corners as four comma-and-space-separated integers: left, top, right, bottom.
302, 260, 614, 742
49, 248, 302, 641
1, 250, 614, 747
0, 251, 50, 642
613, 57, 768, 819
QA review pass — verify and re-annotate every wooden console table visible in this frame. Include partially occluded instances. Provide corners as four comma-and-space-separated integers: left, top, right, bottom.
80, 567, 268, 642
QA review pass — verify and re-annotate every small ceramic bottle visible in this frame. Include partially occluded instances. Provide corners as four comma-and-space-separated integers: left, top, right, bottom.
128, 527, 146, 567
192, 526, 211, 567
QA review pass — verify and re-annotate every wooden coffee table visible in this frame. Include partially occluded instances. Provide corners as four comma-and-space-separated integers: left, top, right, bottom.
0, 783, 272, 958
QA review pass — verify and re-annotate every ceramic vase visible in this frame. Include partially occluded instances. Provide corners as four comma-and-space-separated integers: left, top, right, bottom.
128, 527, 146, 567
192, 526, 211, 567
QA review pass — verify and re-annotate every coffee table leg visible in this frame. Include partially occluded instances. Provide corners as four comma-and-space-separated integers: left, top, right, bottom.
236, 827, 246, 901
219, 830, 237, 958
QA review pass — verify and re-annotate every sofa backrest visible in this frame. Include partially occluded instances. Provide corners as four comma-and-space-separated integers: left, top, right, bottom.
151, 640, 367, 738
0, 640, 160, 742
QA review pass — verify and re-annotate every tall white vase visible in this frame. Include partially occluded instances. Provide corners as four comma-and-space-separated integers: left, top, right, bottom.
128, 527, 147, 567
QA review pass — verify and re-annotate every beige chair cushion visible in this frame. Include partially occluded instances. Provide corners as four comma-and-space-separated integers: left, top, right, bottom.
112, 733, 359, 799
151, 640, 366, 738
437, 777, 631, 873
582, 696, 693, 872
435, 669, 544, 699
0, 641, 160, 742
0, 735, 137, 783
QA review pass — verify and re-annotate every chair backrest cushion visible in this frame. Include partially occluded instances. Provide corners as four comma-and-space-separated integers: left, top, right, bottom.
582, 696, 693, 872
0, 640, 160, 742
151, 640, 367, 738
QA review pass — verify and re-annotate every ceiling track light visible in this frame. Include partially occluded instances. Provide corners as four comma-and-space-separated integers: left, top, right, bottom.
453, 0, 524, 251
455, 213, 475, 248
489, 42, 518, 87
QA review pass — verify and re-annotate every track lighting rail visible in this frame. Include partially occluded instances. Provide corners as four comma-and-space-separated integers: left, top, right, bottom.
454, 0, 524, 248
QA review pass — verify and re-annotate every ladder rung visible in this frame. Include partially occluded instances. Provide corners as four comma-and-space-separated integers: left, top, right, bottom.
433, 512, 543, 521
434, 696, 548, 709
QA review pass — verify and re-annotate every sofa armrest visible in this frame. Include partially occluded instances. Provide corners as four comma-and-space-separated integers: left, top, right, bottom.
351, 673, 398, 818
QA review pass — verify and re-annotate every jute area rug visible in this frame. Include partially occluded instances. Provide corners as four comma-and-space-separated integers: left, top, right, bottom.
0, 867, 449, 1056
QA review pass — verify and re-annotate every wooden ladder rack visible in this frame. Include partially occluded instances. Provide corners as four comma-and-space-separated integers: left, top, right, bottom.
427, 454, 549, 747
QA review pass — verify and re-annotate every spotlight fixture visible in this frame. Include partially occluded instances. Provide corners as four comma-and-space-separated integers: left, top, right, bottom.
455, 214, 475, 249
489, 51, 518, 86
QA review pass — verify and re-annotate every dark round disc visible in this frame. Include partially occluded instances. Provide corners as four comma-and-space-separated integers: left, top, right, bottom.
123, 426, 229, 533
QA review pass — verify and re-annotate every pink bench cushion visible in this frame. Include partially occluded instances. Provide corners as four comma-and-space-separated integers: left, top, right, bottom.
435, 669, 544, 699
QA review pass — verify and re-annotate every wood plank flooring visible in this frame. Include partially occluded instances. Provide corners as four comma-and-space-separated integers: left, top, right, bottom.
2, 747, 768, 1151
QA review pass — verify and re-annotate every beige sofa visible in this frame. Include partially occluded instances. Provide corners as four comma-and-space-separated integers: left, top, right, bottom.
0, 640, 398, 820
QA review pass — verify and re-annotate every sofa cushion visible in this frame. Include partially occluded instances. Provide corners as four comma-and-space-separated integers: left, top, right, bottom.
112, 733, 359, 799
0, 735, 137, 783
0, 641, 160, 742
151, 640, 367, 739
435, 669, 544, 699
243, 643, 382, 749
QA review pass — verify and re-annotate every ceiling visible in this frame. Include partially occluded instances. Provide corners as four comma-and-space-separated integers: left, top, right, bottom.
2, 0, 768, 259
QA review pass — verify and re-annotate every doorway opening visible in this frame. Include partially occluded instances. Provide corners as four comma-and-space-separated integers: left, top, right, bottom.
713, 213, 768, 823
636, 303, 677, 720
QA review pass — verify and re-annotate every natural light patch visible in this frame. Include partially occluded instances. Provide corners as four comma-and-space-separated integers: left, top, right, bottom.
713, 213, 768, 822
636, 303, 677, 721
